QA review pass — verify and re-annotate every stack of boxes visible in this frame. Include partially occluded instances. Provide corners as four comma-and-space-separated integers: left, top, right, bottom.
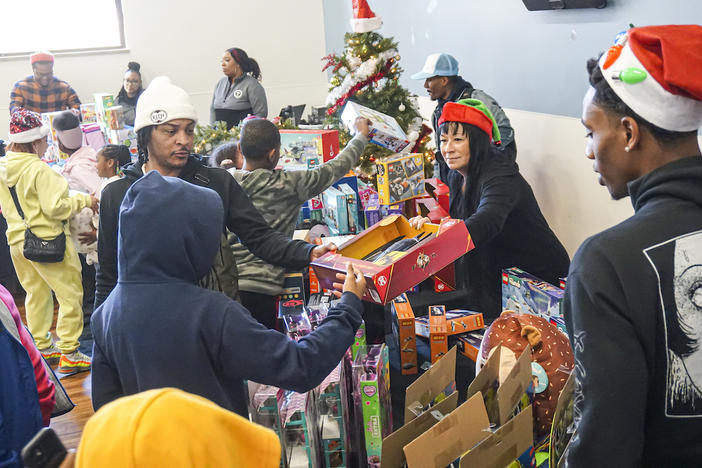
93, 93, 138, 161
501, 267, 567, 334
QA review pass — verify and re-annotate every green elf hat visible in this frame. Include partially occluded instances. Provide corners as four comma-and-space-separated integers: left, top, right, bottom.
438, 98, 502, 144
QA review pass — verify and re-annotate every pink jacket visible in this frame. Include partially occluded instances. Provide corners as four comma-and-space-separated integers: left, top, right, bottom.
0, 285, 55, 425
61, 146, 101, 195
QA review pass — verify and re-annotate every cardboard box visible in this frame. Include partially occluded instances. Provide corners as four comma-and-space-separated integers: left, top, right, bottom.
502, 267, 564, 318
424, 178, 450, 213
428, 305, 448, 364
376, 153, 425, 205
432, 264, 456, 293
454, 330, 485, 362
549, 373, 575, 468
354, 344, 392, 466
105, 105, 125, 130
279, 129, 340, 171
341, 101, 410, 153
467, 345, 533, 427
415, 310, 485, 338
81, 123, 106, 152
106, 126, 138, 159
357, 179, 378, 209
339, 183, 360, 235
322, 186, 349, 235
403, 392, 491, 468
312, 216, 474, 304
93, 93, 114, 134
391, 293, 417, 375
364, 202, 404, 228
458, 406, 535, 468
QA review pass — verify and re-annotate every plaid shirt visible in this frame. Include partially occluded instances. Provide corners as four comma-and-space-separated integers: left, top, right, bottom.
9, 75, 81, 114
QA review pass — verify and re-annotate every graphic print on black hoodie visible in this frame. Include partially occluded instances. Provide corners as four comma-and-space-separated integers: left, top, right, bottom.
645, 230, 702, 416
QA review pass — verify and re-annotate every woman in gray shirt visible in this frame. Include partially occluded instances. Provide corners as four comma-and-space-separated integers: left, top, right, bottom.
210, 48, 268, 129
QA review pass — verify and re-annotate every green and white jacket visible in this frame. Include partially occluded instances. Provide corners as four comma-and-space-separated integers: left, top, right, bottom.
230, 134, 368, 295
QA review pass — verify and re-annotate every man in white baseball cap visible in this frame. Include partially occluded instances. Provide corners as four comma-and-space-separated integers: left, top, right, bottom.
95, 76, 334, 307
412, 53, 516, 181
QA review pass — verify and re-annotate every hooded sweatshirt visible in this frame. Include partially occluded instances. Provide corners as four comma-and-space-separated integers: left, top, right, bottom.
90, 171, 363, 416
563, 156, 702, 467
0, 151, 91, 245
77, 388, 280, 468
231, 133, 367, 295
95, 155, 314, 307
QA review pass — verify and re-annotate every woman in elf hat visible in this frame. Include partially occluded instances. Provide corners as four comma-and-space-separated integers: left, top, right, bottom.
0, 108, 98, 375
410, 99, 569, 320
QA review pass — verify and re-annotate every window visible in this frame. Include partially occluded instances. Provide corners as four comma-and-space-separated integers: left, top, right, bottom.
0, 0, 125, 57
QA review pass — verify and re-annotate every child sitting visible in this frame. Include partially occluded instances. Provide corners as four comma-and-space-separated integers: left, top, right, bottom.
230, 117, 370, 328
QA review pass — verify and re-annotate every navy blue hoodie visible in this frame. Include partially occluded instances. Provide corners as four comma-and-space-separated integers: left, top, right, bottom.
90, 171, 363, 415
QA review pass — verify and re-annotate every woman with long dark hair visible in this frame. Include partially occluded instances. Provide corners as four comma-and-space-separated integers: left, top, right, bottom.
410, 99, 569, 320
114, 62, 143, 127
210, 47, 267, 129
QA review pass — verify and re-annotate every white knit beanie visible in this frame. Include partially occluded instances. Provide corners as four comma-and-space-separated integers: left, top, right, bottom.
133, 76, 198, 132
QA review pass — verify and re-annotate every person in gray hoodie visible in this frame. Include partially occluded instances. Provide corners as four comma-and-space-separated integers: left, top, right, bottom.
211, 47, 267, 129
230, 117, 370, 328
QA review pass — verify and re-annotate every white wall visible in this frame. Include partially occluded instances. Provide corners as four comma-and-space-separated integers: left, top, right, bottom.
416, 96, 635, 258
0, 0, 331, 138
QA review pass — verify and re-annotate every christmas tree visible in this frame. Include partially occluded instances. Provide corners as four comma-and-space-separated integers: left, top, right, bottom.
323, 1, 433, 177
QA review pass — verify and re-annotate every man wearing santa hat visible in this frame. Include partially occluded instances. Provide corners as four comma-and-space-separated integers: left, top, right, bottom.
563, 25, 702, 466
9, 51, 81, 114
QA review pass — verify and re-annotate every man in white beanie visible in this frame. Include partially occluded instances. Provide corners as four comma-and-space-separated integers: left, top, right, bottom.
95, 77, 333, 307
563, 25, 702, 466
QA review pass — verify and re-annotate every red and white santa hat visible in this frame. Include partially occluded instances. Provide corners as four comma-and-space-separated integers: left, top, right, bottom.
8, 108, 49, 144
350, 0, 382, 33
599, 24, 702, 132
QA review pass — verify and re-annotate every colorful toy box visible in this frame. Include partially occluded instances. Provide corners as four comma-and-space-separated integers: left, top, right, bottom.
280, 390, 321, 468
279, 129, 339, 171
105, 105, 125, 130
81, 123, 106, 152
80, 103, 97, 124
391, 293, 417, 375
415, 309, 484, 338
424, 178, 450, 213
322, 186, 349, 236
340, 101, 409, 153
106, 126, 138, 160
414, 197, 448, 223
428, 305, 448, 364
93, 93, 114, 134
502, 267, 564, 318
247, 383, 287, 468
363, 201, 404, 228
454, 330, 485, 362
376, 153, 425, 205
311, 216, 474, 304
316, 364, 349, 468
339, 184, 360, 235
353, 344, 391, 467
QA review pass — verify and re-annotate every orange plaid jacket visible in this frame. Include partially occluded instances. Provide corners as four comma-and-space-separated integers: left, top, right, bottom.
9, 76, 81, 114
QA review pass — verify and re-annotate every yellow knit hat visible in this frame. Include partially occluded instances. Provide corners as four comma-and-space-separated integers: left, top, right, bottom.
76, 388, 280, 468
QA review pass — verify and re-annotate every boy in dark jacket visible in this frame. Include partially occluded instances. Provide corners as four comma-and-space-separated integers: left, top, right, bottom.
95, 76, 333, 307
91, 171, 367, 415
230, 117, 369, 327
564, 25, 702, 466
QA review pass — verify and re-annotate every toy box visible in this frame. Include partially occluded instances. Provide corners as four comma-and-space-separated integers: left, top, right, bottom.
364, 201, 404, 228
550, 316, 568, 335
279, 129, 339, 171
559, 276, 567, 289
353, 344, 391, 467
428, 305, 448, 364
80, 103, 97, 123
311, 216, 474, 304
414, 197, 448, 223
340, 101, 409, 153
316, 364, 349, 468
415, 309, 484, 338
502, 267, 564, 318
424, 178, 450, 213
105, 105, 125, 130
357, 179, 378, 209
280, 390, 321, 468
247, 383, 287, 468
106, 126, 138, 160
40, 111, 64, 151
376, 153, 425, 205
454, 330, 485, 362
339, 184, 360, 235
93, 93, 114, 133
391, 293, 417, 375
322, 186, 349, 236
432, 264, 456, 293
81, 123, 106, 152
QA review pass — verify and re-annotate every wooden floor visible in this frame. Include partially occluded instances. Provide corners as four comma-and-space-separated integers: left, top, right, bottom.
16, 295, 94, 450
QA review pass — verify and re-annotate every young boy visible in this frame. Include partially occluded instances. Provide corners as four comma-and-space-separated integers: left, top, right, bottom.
231, 118, 370, 328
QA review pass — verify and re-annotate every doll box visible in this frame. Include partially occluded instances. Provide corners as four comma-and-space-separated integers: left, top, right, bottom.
376, 153, 425, 205
311, 216, 474, 305
340, 101, 410, 153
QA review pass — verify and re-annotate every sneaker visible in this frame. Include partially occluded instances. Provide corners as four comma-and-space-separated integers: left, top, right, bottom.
39, 345, 61, 366
58, 350, 91, 375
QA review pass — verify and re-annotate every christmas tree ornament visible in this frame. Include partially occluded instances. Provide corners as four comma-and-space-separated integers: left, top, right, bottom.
398, 103, 406, 111
612, 67, 647, 84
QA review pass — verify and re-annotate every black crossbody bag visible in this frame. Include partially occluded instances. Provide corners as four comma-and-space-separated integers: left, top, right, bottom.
8, 186, 65, 263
